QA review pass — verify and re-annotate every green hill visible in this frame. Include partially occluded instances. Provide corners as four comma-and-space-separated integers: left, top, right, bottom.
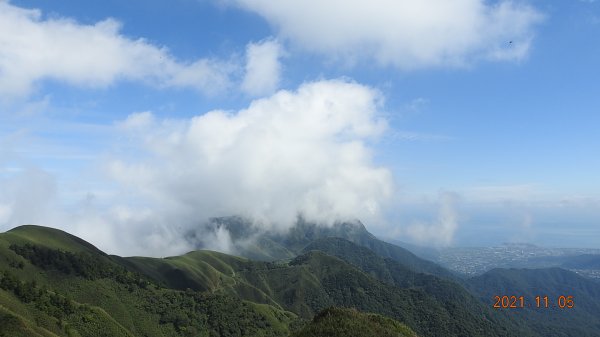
468, 267, 600, 336
0, 225, 297, 337
5, 225, 105, 254
291, 307, 418, 337
4, 224, 598, 337
124, 244, 533, 337
301, 238, 534, 335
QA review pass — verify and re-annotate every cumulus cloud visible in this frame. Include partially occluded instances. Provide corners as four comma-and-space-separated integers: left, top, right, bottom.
109, 79, 392, 233
0, 1, 234, 99
221, 0, 543, 68
0, 79, 393, 256
0, 161, 196, 257
404, 192, 460, 246
0, 167, 57, 227
241, 39, 283, 96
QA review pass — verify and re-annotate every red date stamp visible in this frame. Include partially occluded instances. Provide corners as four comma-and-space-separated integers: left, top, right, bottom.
493, 295, 574, 309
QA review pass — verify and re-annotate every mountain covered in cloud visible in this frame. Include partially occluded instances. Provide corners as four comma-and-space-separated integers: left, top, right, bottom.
4, 222, 600, 336
2, 0, 599, 273
188, 216, 454, 279
0, 224, 534, 337
1, 1, 599, 336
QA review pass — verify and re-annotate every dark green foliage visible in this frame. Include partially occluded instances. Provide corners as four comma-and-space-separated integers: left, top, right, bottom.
1, 264, 293, 337
143, 289, 287, 336
286, 251, 526, 337
1, 227, 295, 337
0, 311, 51, 337
0, 269, 20, 292
3, 224, 599, 337
469, 268, 600, 337
302, 238, 535, 336
1, 269, 74, 319
124, 236, 536, 336
8, 259, 25, 269
9, 243, 151, 288
1, 270, 41, 304
10, 243, 103, 277
291, 307, 418, 337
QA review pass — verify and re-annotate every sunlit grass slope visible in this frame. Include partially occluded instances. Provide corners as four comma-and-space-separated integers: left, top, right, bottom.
0, 225, 297, 337
291, 307, 418, 337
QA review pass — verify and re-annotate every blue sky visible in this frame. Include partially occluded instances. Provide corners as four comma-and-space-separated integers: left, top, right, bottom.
0, 0, 599, 254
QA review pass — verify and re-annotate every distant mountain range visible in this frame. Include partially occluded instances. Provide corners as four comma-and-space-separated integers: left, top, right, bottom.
1, 220, 600, 336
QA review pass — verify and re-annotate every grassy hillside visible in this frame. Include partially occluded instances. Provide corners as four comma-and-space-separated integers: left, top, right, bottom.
291, 307, 418, 337
125, 243, 533, 337
4, 225, 105, 254
0, 226, 297, 337
5, 224, 594, 337
302, 238, 535, 335
469, 267, 600, 337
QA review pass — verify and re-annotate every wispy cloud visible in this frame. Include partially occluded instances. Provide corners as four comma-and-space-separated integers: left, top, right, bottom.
0, 1, 235, 100
403, 192, 460, 246
220, 0, 544, 69
241, 39, 283, 96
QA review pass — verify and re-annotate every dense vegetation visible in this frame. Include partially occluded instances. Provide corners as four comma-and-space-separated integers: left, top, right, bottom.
468, 267, 600, 337
9, 243, 151, 288
0, 226, 296, 337
291, 307, 418, 337
122, 239, 531, 336
302, 238, 534, 335
2, 224, 599, 337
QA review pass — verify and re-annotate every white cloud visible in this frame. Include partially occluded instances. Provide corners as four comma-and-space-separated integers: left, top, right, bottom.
404, 192, 459, 246
0, 166, 57, 227
200, 225, 235, 254
0, 1, 234, 99
241, 39, 283, 96
109, 79, 392, 232
0, 161, 196, 256
119, 111, 155, 130
221, 0, 543, 69
0, 79, 393, 256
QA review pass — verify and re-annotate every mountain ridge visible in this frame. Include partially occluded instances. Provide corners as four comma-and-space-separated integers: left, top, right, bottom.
199, 216, 457, 280
3, 224, 600, 336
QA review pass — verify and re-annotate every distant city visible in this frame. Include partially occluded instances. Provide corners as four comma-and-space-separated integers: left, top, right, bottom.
433, 243, 600, 280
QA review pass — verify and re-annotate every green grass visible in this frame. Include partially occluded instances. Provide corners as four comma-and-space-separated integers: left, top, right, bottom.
0, 226, 298, 337
0, 306, 60, 337
8, 224, 594, 337
291, 307, 418, 337
5, 225, 104, 254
